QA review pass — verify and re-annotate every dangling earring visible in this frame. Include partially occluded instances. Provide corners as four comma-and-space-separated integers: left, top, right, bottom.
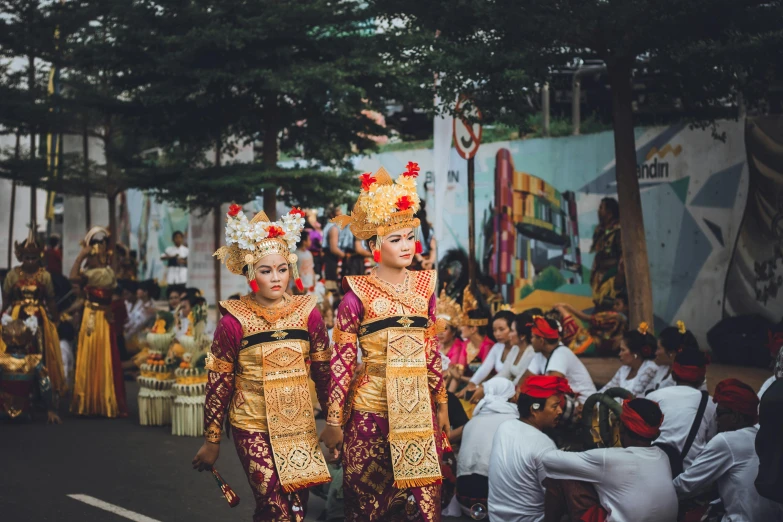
414, 226, 422, 254
247, 263, 259, 293
373, 236, 383, 264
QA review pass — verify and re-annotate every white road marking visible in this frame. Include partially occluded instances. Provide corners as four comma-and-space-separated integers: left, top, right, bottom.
67, 494, 163, 522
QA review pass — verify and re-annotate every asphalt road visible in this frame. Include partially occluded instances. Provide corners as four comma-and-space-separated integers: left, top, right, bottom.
0, 381, 469, 522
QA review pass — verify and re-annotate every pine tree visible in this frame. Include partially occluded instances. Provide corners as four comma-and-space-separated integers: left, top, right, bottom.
107, 0, 407, 218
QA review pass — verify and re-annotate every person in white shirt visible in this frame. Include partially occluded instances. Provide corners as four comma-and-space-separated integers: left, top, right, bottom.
161, 230, 188, 285
600, 322, 659, 397
456, 377, 520, 516
542, 398, 678, 522
166, 285, 184, 312
646, 321, 706, 395
646, 346, 716, 471
462, 311, 537, 404
527, 315, 597, 404
488, 375, 571, 522
674, 378, 783, 521
122, 280, 138, 315
124, 280, 158, 353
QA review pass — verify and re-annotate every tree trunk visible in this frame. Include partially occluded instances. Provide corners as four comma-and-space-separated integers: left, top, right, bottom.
213, 139, 223, 301
607, 57, 654, 326
28, 54, 37, 226
262, 99, 279, 220
83, 123, 92, 226
8, 133, 21, 268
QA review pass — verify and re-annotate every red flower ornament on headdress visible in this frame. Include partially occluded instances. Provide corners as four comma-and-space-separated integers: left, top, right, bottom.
403, 161, 420, 178
396, 195, 414, 211
227, 204, 242, 217
289, 207, 306, 218
359, 172, 377, 192
267, 226, 285, 239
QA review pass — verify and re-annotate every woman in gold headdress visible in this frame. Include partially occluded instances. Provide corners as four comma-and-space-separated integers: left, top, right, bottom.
191, 206, 332, 521
1, 226, 66, 395
70, 227, 128, 418
320, 163, 450, 521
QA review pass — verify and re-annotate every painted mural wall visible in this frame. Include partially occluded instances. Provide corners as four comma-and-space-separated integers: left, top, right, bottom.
354, 118, 781, 344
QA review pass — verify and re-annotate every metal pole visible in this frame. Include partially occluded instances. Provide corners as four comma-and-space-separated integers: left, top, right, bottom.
737, 92, 746, 120
572, 76, 581, 136
572, 65, 607, 136
8, 133, 21, 268
468, 156, 476, 285
542, 82, 550, 137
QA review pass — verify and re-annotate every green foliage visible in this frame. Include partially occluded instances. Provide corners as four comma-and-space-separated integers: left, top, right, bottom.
520, 114, 611, 139
372, 0, 783, 125
533, 266, 567, 292
156, 311, 175, 332
519, 284, 534, 300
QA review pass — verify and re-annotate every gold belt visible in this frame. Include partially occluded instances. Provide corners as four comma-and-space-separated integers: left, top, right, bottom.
364, 362, 386, 378
236, 376, 264, 394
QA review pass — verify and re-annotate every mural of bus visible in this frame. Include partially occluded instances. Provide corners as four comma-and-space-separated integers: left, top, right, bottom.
491, 149, 582, 304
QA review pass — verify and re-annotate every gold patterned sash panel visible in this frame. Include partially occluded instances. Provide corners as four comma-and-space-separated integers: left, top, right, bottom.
220, 294, 330, 492
261, 339, 330, 491
385, 326, 441, 488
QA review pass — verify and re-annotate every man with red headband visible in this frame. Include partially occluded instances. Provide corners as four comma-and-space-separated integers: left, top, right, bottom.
488, 375, 572, 522
673, 379, 783, 521
646, 347, 717, 471
526, 316, 596, 404
542, 398, 678, 522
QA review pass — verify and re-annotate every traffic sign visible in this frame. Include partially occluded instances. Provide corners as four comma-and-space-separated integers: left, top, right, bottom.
453, 97, 482, 160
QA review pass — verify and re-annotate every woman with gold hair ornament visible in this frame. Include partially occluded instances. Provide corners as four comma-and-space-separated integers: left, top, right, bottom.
320, 162, 450, 521
1, 225, 66, 396
191, 206, 332, 521
70, 227, 128, 418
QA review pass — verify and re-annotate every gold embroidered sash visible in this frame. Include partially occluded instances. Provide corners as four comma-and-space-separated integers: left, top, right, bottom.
385, 325, 442, 488
261, 339, 331, 492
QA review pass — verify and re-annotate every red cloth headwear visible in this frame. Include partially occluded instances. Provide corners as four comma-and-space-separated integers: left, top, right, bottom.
620, 399, 663, 440
713, 378, 759, 422
519, 375, 573, 399
530, 315, 559, 340
671, 361, 708, 384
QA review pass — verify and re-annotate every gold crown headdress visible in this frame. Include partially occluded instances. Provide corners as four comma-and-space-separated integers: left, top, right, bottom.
332, 163, 423, 263
14, 225, 43, 261
436, 289, 462, 327
214, 205, 307, 292
460, 286, 489, 327
1, 315, 38, 352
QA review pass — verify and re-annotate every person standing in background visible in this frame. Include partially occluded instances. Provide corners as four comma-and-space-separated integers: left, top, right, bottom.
589, 197, 624, 311
306, 209, 324, 277
45, 235, 63, 276
296, 230, 316, 294
161, 230, 188, 285
322, 206, 356, 291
